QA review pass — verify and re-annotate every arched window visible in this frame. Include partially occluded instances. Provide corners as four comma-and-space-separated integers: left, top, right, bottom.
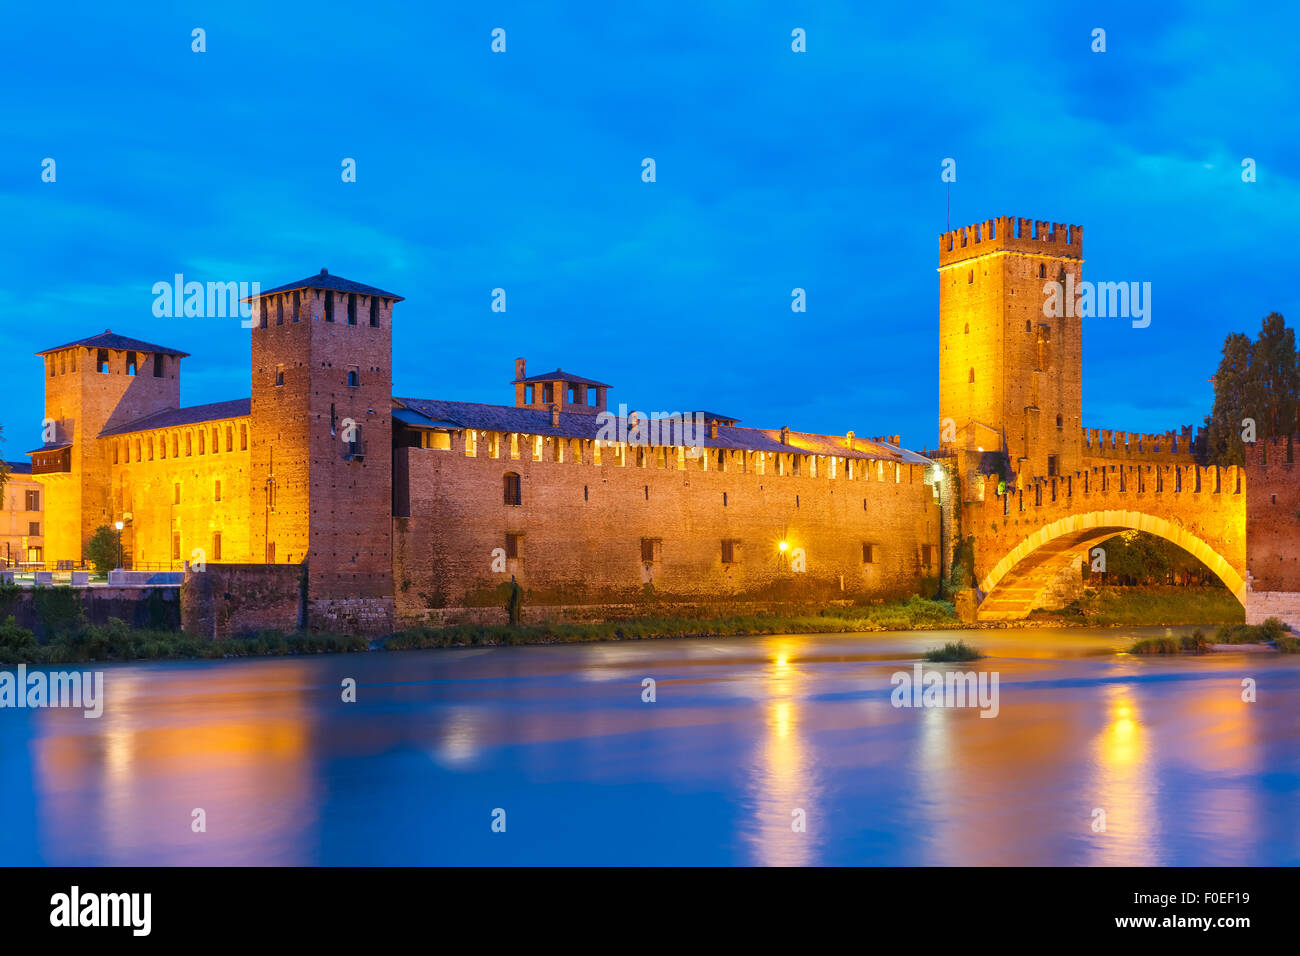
968, 368, 975, 384
503, 472, 522, 506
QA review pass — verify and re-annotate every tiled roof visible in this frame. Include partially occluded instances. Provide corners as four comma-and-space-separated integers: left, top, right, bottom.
24, 442, 72, 455
511, 368, 612, 388
5, 461, 33, 474
249, 269, 404, 302
37, 330, 189, 358
395, 397, 930, 463
97, 398, 251, 438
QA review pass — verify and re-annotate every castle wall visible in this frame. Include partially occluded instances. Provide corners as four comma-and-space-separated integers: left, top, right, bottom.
181, 563, 303, 638
107, 416, 253, 567
1243, 439, 1300, 629
392, 430, 941, 627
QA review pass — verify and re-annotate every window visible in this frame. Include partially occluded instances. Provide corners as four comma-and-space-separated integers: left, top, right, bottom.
640, 538, 661, 564
25, 490, 39, 511
532, 436, 543, 462
1047, 455, 1059, 477
276, 297, 284, 325
172, 532, 181, 561
267, 542, 276, 563
214, 479, 222, 502
97, 349, 109, 373
968, 368, 975, 384
422, 430, 451, 450
543, 383, 554, 404
213, 532, 222, 561
59, 353, 66, 374
1039, 263, 1046, 279
275, 364, 285, 386
240, 424, 248, 450
921, 545, 933, 568
172, 435, 180, 457
347, 293, 357, 325
28, 521, 40, 537
862, 543, 875, 563
504, 472, 522, 506
967, 269, 973, 284
505, 533, 522, 559
154, 353, 165, 377
1056, 414, 1063, 429
347, 367, 359, 387
465, 430, 478, 457
198, 430, 206, 454
69, 351, 76, 372
721, 539, 741, 564
226, 426, 233, 451
369, 297, 379, 327
324, 291, 334, 322
174, 483, 181, 504
292, 291, 301, 322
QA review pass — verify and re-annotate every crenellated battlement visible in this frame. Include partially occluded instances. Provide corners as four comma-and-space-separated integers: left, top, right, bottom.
1243, 435, 1300, 468
970, 461, 1245, 510
1081, 425, 1203, 462
938, 216, 1083, 268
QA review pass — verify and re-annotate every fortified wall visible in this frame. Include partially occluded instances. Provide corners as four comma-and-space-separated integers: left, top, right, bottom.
1243, 438, 1300, 629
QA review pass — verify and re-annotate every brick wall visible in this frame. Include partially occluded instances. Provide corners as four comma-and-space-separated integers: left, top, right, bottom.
392, 432, 942, 627
181, 563, 304, 638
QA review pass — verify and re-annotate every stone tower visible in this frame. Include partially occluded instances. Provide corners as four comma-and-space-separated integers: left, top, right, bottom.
938, 217, 1084, 480
247, 269, 403, 632
32, 331, 186, 564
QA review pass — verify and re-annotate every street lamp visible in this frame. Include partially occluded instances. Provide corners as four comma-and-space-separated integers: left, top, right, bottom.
114, 520, 124, 571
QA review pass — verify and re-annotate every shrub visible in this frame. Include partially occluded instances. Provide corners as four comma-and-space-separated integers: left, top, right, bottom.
85, 525, 119, 575
923, 640, 982, 662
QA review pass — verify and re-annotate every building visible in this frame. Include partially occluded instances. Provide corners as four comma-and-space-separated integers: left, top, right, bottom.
31, 269, 943, 634
1, 462, 44, 567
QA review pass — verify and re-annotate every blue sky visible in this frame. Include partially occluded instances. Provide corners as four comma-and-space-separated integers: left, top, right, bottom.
2, 0, 1297, 458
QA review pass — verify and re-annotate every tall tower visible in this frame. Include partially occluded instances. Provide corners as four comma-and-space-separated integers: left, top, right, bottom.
938, 217, 1083, 479
247, 269, 403, 633
32, 331, 186, 564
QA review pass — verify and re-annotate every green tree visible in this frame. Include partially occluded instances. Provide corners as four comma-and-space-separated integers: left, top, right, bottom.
86, 525, 119, 575
1205, 313, 1299, 465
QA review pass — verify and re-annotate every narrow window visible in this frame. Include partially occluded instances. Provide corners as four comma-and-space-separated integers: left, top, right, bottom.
276, 297, 284, 325
213, 532, 222, 561
172, 532, 181, 561
226, 426, 233, 451
198, 430, 205, 455
267, 542, 276, 563
214, 479, 222, 502
347, 293, 357, 325
347, 367, 359, 387
153, 353, 164, 377
968, 368, 975, 384
921, 545, 934, 568
293, 291, 301, 322
172, 435, 180, 457
543, 383, 554, 404
504, 472, 522, 506
967, 269, 973, 284
185, 433, 193, 456
240, 424, 248, 450
369, 297, 379, 327
174, 483, 181, 504
583, 485, 589, 501
1039, 263, 1046, 279
465, 430, 478, 457
59, 353, 66, 374
324, 291, 334, 322
275, 364, 285, 386
640, 538, 660, 563
723, 491, 727, 506
97, 349, 109, 373
862, 543, 874, 563
29, 521, 40, 537
721, 539, 740, 564
505, 533, 522, 560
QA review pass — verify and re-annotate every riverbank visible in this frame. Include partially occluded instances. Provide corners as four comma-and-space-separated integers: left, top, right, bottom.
0, 586, 1246, 665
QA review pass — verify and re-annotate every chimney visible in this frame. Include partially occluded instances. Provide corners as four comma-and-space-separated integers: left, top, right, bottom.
515, 357, 526, 381
846, 430, 855, 451
780, 426, 791, 445
709, 418, 719, 440
550, 402, 560, 428
892, 434, 901, 445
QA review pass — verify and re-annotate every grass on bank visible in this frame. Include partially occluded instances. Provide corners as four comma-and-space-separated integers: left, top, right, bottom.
1033, 586, 1243, 627
0, 597, 959, 665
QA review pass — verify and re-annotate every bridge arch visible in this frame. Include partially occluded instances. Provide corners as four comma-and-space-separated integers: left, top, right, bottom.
976, 509, 1246, 622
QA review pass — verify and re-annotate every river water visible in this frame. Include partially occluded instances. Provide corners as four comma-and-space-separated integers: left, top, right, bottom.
2, 627, 1297, 866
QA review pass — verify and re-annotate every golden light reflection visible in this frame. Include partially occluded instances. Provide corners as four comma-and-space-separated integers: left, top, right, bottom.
745, 637, 821, 866
1087, 682, 1154, 865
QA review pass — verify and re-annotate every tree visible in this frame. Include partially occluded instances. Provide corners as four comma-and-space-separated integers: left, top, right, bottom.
1205, 313, 1299, 465
86, 525, 118, 575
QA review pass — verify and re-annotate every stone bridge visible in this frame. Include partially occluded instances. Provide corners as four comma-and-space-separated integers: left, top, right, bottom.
958, 463, 1246, 622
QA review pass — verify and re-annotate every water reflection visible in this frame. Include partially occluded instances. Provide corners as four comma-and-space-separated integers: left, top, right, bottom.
2, 627, 1297, 865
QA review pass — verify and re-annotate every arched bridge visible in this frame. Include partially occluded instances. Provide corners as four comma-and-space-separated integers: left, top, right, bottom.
960, 464, 1246, 622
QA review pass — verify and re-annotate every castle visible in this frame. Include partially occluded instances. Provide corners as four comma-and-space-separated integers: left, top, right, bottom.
30, 219, 1295, 635
30, 270, 942, 634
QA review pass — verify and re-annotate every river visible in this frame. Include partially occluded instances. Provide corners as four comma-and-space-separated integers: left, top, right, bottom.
2, 626, 1297, 865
